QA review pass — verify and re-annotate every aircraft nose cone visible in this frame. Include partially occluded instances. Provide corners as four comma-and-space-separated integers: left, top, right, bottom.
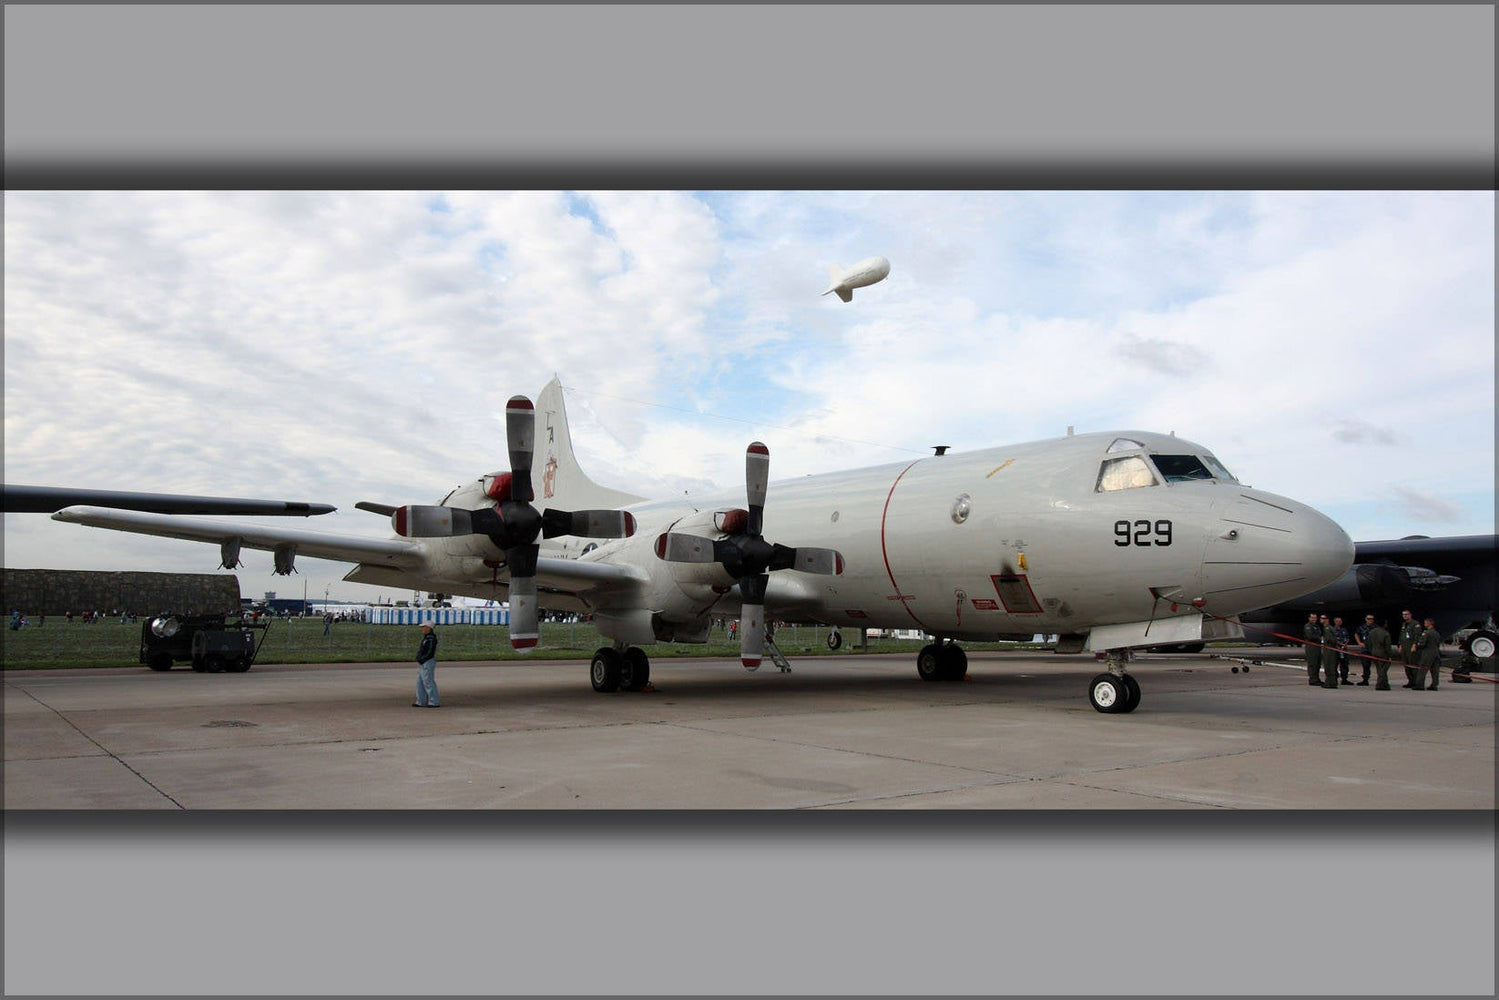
1201, 490, 1354, 613
1298, 504, 1356, 592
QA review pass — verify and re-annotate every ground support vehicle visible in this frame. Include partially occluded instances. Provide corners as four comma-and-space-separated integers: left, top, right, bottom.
140, 613, 269, 673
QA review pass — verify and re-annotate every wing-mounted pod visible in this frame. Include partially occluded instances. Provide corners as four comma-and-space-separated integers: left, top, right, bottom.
387, 396, 636, 651
655, 442, 843, 667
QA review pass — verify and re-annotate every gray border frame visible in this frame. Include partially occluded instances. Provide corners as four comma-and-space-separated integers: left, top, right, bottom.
4, 4, 1495, 996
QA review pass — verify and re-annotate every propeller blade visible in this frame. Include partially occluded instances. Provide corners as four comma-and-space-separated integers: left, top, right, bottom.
506, 543, 540, 651
356, 501, 398, 517
392, 505, 474, 537
745, 442, 769, 536
768, 544, 845, 575
542, 508, 637, 539
739, 573, 769, 668
505, 396, 535, 504
655, 532, 719, 563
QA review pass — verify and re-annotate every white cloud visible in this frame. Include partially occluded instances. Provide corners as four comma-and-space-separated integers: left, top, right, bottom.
1388, 486, 1467, 525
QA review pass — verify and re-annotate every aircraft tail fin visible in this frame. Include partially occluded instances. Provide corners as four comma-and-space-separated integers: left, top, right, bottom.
531, 377, 646, 513
833, 287, 852, 302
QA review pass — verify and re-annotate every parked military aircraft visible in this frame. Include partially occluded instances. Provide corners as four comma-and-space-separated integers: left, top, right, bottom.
1238, 533, 1497, 656
52, 377, 1354, 712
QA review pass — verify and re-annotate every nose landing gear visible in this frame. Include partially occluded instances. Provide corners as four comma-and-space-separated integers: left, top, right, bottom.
1089, 650, 1141, 713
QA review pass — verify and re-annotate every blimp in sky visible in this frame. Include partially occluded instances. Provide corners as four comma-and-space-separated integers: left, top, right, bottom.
821, 255, 890, 302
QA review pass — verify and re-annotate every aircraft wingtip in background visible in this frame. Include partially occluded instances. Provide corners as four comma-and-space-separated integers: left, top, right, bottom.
4, 485, 335, 516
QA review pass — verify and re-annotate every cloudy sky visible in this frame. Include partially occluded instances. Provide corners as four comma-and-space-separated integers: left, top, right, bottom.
4, 190, 1493, 604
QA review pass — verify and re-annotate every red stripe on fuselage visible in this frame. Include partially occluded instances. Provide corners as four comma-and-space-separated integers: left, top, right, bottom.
879, 460, 928, 629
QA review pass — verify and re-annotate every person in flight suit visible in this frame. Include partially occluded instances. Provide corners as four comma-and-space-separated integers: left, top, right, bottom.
1330, 616, 1352, 684
1316, 614, 1340, 687
1304, 612, 1326, 686
1415, 617, 1443, 691
1397, 609, 1423, 688
1352, 614, 1377, 685
1361, 615, 1395, 690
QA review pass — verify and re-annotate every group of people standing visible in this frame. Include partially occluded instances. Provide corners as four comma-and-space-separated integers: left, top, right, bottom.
1302, 609, 1443, 691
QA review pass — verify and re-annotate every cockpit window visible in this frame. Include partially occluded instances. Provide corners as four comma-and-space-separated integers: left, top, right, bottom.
1150, 455, 1216, 483
1096, 455, 1158, 492
1106, 437, 1145, 454
1200, 453, 1238, 483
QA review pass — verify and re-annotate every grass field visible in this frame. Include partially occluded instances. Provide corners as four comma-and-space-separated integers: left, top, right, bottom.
1, 617, 1029, 670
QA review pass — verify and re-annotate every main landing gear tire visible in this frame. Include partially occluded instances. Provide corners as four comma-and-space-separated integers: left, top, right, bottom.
619, 647, 651, 691
916, 643, 968, 681
1088, 672, 1140, 714
917, 644, 943, 681
939, 643, 967, 680
590, 647, 622, 693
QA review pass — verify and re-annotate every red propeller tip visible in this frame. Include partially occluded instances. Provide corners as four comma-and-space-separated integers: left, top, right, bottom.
506, 396, 534, 412
511, 637, 538, 650
747, 442, 769, 456
741, 656, 762, 668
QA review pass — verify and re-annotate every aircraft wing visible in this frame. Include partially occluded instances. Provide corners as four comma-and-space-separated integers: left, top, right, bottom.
8, 485, 335, 515
50, 506, 424, 568
535, 556, 649, 601
1354, 535, 1497, 561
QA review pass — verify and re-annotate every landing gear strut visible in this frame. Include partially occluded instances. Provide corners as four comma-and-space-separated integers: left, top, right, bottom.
916, 641, 968, 681
1088, 649, 1140, 713
591, 645, 652, 693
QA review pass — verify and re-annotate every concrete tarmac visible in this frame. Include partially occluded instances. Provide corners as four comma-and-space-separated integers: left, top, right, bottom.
4, 649, 1495, 809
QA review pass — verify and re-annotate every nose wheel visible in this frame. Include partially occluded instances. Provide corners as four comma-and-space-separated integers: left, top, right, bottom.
1088, 658, 1141, 713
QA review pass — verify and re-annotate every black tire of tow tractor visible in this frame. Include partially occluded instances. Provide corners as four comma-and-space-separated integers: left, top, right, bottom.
620, 647, 651, 691
228, 657, 252, 673
190, 657, 208, 674
590, 647, 622, 693
916, 644, 943, 681
1088, 673, 1126, 713
146, 653, 173, 671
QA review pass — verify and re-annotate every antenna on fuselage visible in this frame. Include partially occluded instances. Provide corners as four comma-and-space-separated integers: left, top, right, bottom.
932, 446, 949, 456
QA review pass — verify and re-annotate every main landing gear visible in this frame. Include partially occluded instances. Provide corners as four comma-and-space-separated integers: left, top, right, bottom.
590, 645, 652, 693
1088, 649, 1141, 714
916, 641, 968, 681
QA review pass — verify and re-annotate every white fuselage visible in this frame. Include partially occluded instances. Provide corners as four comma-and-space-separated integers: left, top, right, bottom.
410, 430, 1353, 646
